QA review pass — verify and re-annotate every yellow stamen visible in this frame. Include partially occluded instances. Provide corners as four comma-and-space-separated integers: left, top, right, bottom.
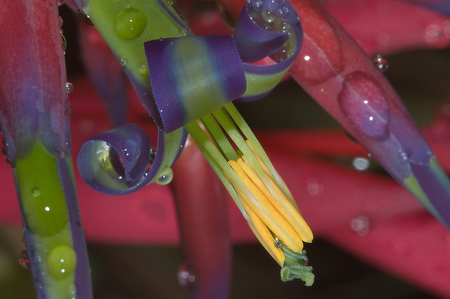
228, 159, 303, 252
239, 157, 313, 242
237, 188, 285, 266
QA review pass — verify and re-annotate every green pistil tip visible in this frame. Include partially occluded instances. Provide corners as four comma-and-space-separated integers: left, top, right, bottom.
280, 247, 314, 286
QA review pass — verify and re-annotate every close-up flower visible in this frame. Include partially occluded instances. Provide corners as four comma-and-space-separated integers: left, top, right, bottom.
1, 0, 450, 298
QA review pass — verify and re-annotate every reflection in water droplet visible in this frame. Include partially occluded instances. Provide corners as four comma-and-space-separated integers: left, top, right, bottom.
31, 187, 41, 197
338, 71, 390, 140
177, 263, 196, 289
18, 250, 30, 269
47, 245, 77, 280
350, 216, 370, 236
122, 140, 140, 162
65, 82, 73, 93
274, 237, 283, 248
372, 55, 388, 72
352, 157, 370, 171
156, 166, 173, 185
114, 8, 148, 40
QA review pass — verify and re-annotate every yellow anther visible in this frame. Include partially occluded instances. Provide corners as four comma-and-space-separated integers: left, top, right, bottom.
239, 157, 313, 243
228, 159, 303, 252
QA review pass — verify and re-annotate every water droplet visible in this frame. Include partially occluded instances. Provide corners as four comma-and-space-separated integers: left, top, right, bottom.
156, 166, 173, 185
31, 187, 41, 197
398, 150, 408, 161
352, 157, 370, 171
306, 178, 323, 196
261, 5, 276, 23
18, 250, 30, 269
120, 58, 128, 67
65, 82, 73, 93
58, 16, 63, 28
372, 55, 388, 72
178, 28, 189, 37
66, 102, 72, 117
122, 140, 140, 162
138, 62, 148, 75
61, 33, 67, 51
67, 283, 76, 299
350, 216, 370, 236
274, 237, 283, 248
57, 0, 66, 6
338, 71, 390, 140
47, 245, 77, 280
165, 0, 173, 5
114, 8, 148, 40
77, 9, 94, 26
177, 263, 196, 289
149, 148, 156, 164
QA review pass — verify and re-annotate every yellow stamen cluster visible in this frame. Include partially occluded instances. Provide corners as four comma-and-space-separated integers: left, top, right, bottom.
227, 141, 313, 266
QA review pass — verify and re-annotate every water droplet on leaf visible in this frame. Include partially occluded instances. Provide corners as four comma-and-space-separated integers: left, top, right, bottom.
47, 245, 77, 280
114, 8, 148, 40
31, 187, 41, 197
138, 62, 148, 75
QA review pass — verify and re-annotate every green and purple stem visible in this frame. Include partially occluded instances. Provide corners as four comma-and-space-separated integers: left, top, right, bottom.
0, 0, 92, 298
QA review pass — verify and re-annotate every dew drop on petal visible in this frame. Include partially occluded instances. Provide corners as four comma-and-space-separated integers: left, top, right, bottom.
65, 82, 73, 93
156, 166, 173, 185
47, 245, 77, 280
18, 250, 30, 269
122, 140, 140, 162
114, 8, 148, 40
372, 54, 388, 72
338, 71, 390, 140
274, 237, 283, 248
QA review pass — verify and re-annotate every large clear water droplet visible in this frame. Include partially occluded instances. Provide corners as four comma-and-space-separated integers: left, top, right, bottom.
274, 237, 283, 248
373, 54, 388, 72
114, 8, 148, 40
156, 166, 173, 185
47, 245, 77, 280
338, 71, 390, 140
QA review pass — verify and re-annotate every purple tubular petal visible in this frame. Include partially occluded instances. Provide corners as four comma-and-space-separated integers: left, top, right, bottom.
57, 157, 93, 298
235, 0, 303, 102
77, 123, 187, 195
144, 35, 246, 132
233, 3, 288, 62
